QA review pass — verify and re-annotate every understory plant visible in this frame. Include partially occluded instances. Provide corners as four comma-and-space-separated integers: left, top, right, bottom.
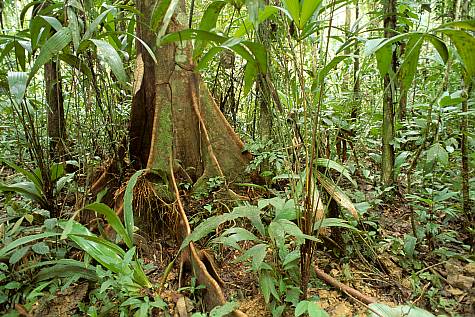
182, 195, 357, 316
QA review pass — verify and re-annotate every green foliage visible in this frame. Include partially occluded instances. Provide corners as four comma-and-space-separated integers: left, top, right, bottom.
295, 301, 329, 317
368, 303, 435, 317
184, 195, 357, 315
244, 139, 285, 179
0, 161, 74, 209
0, 0, 474, 315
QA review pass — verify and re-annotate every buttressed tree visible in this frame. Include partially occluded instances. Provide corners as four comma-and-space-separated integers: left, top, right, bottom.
127, 0, 249, 314
129, 0, 250, 188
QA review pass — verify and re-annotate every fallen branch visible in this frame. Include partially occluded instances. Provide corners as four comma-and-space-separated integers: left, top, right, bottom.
314, 265, 376, 305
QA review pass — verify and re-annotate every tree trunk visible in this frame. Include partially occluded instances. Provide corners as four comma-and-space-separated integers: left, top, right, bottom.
45, 60, 66, 161
459, 0, 473, 234
352, 0, 360, 120
129, 2, 250, 313
381, 0, 397, 187
460, 80, 472, 224
130, 0, 249, 187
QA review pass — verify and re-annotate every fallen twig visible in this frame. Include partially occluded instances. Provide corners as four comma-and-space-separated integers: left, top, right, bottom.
314, 265, 376, 305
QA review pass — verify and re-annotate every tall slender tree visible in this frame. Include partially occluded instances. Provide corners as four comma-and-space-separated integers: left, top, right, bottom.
381, 0, 398, 187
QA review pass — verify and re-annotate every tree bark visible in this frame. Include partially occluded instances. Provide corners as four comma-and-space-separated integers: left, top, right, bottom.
130, 0, 249, 187
381, 0, 397, 187
45, 61, 66, 161
459, 0, 473, 232
352, 0, 360, 120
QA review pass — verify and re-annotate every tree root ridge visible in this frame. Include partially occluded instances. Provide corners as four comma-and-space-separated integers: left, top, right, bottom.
170, 158, 247, 317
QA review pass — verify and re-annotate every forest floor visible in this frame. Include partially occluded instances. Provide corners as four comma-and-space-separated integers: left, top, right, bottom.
133, 192, 475, 317
1, 166, 474, 316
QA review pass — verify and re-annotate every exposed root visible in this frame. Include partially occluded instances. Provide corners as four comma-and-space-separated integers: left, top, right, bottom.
170, 156, 247, 317
103, 172, 180, 241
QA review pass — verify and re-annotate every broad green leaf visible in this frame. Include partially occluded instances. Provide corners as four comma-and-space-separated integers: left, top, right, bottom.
282, 249, 300, 267
308, 302, 329, 317
194, 1, 227, 58
364, 38, 385, 57
295, 300, 309, 316
7, 71, 28, 104
32, 242, 50, 255
243, 41, 267, 72
89, 39, 127, 83
245, 0, 262, 30
67, 0, 85, 12
54, 173, 75, 196
181, 204, 263, 251
70, 234, 126, 257
235, 243, 267, 271
39, 15, 63, 31
299, 0, 322, 30
365, 33, 412, 57
403, 234, 417, 258
50, 162, 65, 181
426, 143, 448, 165
210, 302, 239, 317
425, 34, 448, 64
283, 0, 300, 27
150, 0, 172, 31
67, 7, 81, 51
20, 0, 43, 27
270, 219, 319, 243
434, 190, 458, 202
214, 227, 258, 250
62, 221, 151, 288
441, 29, 475, 79
0, 41, 14, 64
83, 7, 116, 40
243, 62, 257, 97
124, 170, 146, 243
438, 91, 463, 107
35, 263, 97, 282
9, 246, 30, 264
274, 199, 297, 221
29, 27, 72, 82
315, 218, 358, 231
399, 34, 423, 96
259, 272, 279, 303
438, 20, 475, 31
268, 221, 286, 248
157, 0, 180, 42
395, 151, 410, 175
315, 171, 358, 219
30, 16, 50, 50
15, 41, 27, 71
258, 197, 296, 220
368, 303, 435, 317
0, 232, 59, 258
0, 181, 46, 206
235, 205, 265, 235
66, 223, 124, 274
84, 202, 133, 248
4, 281, 21, 290
375, 44, 392, 77
315, 158, 357, 187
